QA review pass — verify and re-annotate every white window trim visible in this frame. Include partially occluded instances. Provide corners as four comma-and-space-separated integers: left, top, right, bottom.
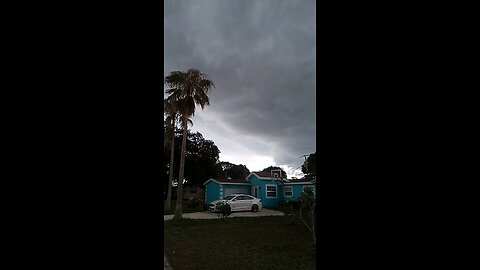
265, 184, 277, 198
284, 186, 293, 197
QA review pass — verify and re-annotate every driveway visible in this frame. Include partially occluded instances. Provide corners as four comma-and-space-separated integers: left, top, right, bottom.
164, 208, 284, 221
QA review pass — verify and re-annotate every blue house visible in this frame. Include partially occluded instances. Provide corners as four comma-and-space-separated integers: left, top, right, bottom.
204, 178, 252, 204
203, 169, 316, 209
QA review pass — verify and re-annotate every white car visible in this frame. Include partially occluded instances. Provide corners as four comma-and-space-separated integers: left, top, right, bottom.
209, 194, 262, 212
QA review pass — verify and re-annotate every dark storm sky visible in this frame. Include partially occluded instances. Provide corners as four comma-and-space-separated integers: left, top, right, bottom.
164, 0, 316, 177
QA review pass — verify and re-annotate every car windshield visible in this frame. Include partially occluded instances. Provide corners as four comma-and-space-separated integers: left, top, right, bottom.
223, 195, 235, 201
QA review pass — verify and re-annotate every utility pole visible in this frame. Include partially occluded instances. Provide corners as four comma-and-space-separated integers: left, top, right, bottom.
300, 154, 309, 172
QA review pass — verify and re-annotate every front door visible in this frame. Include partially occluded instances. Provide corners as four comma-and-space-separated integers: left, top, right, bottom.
253, 187, 258, 198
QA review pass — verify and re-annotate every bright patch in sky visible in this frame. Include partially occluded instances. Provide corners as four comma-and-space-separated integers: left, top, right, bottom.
191, 121, 305, 178
219, 153, 275, 172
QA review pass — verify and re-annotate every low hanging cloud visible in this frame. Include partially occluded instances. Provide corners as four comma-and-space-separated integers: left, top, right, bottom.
164, 0, 316, 177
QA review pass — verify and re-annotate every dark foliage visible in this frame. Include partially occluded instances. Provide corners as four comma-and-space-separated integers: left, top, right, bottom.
164, 130, 221, 190
301, 152, 316, 179
185, 197, 204, 210
216, 202, 232, 219
214, 161, 250, 179
260, 166, 287, 176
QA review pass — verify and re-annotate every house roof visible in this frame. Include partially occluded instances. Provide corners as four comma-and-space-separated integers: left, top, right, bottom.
282, 177, 316, 185
287, 178, 311, 183
215, 178, 249, 184
251, 171, 287, 179
203, 178, 251, 186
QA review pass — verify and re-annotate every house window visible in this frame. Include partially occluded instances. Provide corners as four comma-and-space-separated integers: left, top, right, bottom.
284, 186, 293, 197
266, 185, 277, 198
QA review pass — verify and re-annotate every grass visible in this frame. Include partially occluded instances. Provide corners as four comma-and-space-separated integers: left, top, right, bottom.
164, 199, 205, 215
164, 216, 316, 270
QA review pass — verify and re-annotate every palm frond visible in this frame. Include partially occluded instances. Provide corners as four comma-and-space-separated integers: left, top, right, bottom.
164, 69, 214, 118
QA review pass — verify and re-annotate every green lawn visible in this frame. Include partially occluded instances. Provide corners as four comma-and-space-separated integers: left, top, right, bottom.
164, 216, 316, 270
164, 199, 205, 215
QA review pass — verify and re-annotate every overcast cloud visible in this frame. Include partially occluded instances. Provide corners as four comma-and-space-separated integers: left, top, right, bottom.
164, 0, 316, 178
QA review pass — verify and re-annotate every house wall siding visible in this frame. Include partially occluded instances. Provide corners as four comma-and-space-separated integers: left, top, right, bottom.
204, 181, 252, 204
206, 176, 317, 208
248, 175, 284, 208
205, 181, 220, 204
285, 184, 317, 201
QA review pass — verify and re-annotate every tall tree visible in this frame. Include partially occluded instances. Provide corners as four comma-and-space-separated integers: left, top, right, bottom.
301, 152, 316, 180
183, 132, 219, 185
164, 69, 214, 219
261, 166, 287, 177
214, 162, 250, 179
164, 96, 184, 211
166, 130, 220, 188
227, 164, 250, 179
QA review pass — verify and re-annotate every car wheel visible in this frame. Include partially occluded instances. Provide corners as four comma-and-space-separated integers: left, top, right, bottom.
252, 204, 258, 212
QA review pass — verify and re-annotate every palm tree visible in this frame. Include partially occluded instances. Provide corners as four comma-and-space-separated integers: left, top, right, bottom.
164, 96, 179, 212
164, 69, 214, 219
164, 97, 194, 212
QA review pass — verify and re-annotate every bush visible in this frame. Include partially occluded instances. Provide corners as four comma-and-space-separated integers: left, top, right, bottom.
283, 189, 316, 247
185, 197, 203, 210
216, 202, 231, 218
299, 187, 316, 246
283, 200, 301, 224
284, 200, 301, 211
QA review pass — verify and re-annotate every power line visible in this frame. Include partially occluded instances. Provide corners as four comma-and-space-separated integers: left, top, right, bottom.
299, 154, 310, 171
299, 154, 309, 161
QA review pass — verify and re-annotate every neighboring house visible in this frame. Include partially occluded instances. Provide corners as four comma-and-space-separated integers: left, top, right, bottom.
203, 170, 317, 209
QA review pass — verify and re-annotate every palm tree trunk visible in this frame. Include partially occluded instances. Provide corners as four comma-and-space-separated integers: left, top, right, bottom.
174, 117, 188, 219
311, 202, 316, 246
166, 121, 175, 211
